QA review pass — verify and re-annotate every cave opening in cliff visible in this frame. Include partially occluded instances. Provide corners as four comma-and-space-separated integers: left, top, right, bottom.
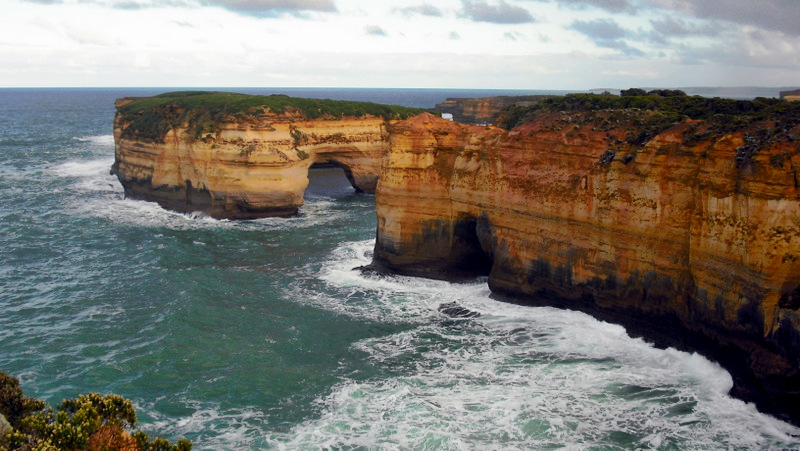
450, 215, 493, 279
305, 163, 358, 198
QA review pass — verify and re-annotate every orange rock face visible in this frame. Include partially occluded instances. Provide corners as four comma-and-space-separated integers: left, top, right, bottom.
373, 111, 800, 424
113, 110, 390, 219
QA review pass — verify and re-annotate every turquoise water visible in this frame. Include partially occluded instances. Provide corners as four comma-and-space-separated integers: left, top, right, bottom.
1, 88, 800, 449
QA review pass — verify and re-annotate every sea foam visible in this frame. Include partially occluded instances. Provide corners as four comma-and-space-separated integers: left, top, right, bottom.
270, 239, 800, 450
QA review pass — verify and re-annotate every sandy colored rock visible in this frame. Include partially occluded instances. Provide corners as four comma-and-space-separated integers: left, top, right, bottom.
113, 112, 391, 219
372, 111, 800, 425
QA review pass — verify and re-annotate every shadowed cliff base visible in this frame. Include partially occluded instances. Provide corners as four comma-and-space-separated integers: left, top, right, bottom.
487, 274, 800, 427
372, 96, 800, 426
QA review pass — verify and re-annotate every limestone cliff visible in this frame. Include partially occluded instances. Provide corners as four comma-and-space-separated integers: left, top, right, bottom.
372, 107, 800, 424
112, 92, 425, 219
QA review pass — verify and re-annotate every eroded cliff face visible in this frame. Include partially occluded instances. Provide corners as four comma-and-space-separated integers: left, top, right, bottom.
372, 111, 800, 424
113, 102, 390, 219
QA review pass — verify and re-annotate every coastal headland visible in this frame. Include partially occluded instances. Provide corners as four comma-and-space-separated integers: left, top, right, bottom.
113, 91, 800, 425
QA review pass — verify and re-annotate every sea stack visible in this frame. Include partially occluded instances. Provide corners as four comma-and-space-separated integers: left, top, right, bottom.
112, 91, 427, 219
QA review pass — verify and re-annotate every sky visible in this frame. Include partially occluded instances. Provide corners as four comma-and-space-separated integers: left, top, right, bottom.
1, 0, 799, 89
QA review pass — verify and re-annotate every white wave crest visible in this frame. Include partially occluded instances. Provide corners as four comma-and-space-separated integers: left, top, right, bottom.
289, 239, 490, 324
52, 158, 115, 180
73, 135, 115, 146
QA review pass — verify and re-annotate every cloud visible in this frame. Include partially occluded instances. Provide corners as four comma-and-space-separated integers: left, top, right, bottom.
650, 17, 717, 37
570, 18, 644, 56
504, 31, 524, 41
647, 16, 724, 45
449, 31, 461, 39
571, 18, 625, 40
63, 0, 337, 15
648, 0, 800, 37
199, 0, 337, 16
364, 25, 388, 37
555, 0, 636, 13
394, 3, 443, 17
104, 0, 191, 9
461, 0, 535, 24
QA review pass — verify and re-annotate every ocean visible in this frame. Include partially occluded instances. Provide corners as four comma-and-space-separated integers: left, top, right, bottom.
1, 87, 799, 449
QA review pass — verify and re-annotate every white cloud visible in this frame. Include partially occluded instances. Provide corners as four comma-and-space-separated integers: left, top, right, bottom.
0, 0, 798, 88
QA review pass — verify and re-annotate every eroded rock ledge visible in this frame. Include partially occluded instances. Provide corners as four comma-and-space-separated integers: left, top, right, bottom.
371, 107, 800, 425
112, 91, 426, 219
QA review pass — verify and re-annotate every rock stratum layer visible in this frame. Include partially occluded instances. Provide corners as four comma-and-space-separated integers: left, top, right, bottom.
112, 92, 425, 218
372, 110, 800, 424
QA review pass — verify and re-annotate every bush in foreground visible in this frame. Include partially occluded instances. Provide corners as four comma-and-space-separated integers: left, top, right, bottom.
0, 371, 191, 451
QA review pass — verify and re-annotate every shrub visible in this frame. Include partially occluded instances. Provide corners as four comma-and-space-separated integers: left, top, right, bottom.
496, 92, 800, 134
0, 371, 192, 451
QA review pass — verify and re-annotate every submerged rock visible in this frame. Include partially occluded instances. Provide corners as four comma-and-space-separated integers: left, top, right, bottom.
438, 302, 481, 318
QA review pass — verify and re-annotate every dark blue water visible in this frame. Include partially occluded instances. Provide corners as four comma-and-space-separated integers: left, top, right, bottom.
1, 88, 799, 449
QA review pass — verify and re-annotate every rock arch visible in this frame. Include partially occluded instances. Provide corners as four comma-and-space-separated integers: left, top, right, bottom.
113, 116, 390, 219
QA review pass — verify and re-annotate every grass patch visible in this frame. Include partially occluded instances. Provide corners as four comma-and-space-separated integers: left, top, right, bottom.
117, 91, 430, 143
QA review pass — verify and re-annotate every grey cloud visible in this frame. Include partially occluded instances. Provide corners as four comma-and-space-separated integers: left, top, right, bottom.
449, 31, 462, 39
461, 0, 536, 24
651, 17, 696, 36
570, 18, 644, 56
534, 0, 800, 36
504, 31, 524, 41
84, 0, 336, 15
365, 25, 388, 37
682, 0, 800, 36
645, 0, 800, 36
395, 3, 443, 17
199, 0, 337, 16
107, 0, 191, 10
570, 18, 625, 40
556, 0, 635, 13
649, 16, 723, 40
608, 41, 645, 56
112, 1, 146, 9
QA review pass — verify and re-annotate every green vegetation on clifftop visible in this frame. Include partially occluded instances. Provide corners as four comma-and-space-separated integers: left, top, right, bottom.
497, 92, 800, 133
117, 91, 430, 143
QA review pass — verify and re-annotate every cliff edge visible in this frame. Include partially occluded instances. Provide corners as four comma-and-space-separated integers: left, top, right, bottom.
112, 91, 426, 218
372, 95, 800, 425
